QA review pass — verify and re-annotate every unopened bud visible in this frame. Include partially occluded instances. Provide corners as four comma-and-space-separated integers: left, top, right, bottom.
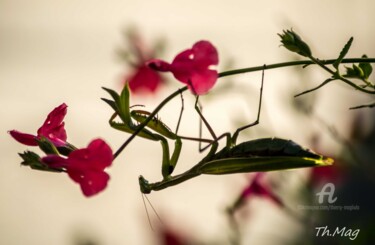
278, 29, 312, 57
18, 151, 62, 172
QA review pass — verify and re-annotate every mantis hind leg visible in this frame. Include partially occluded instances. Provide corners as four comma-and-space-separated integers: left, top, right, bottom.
193, 94, 232, 153
231, 65, 265, 144
174, 90, 184, 135
194, 96, 217, 147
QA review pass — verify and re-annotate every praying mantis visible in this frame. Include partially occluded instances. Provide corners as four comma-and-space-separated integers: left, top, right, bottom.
102, 69, 333, 194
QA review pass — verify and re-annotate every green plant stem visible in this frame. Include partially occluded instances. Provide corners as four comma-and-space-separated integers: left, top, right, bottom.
307, 56, 375, 94
113, 57, 375, 159
350, 102, 375, 109
218, 58, 375, 78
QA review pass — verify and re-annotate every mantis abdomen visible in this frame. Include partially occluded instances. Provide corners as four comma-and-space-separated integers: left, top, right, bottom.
212, 137, 321, 160
198, 138, 332, 175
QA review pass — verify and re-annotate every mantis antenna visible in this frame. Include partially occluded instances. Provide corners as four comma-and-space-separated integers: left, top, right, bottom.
141, 193, 164, 231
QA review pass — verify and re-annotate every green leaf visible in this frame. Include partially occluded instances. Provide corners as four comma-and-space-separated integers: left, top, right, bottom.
102, 87, 120, 104
118, 83, 132, 124
102, 86, 132, 124
101, 98, 117, 112
333, 37, 353, 70
359, 55, 373, 79
344, 64, 364, 79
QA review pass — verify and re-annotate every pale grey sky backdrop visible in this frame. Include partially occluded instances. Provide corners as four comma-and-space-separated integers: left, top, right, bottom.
1, 1, 374, 244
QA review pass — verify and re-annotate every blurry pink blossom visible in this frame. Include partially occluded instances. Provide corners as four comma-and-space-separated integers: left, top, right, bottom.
120, 30, 165, 94
229, 173, 283, 214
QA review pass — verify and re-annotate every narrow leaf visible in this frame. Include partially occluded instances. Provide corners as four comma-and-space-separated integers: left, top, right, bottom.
101, 98, 117, 112
118, 83, 132, 124
102, 87, 120, 104
333, 37, 353, 69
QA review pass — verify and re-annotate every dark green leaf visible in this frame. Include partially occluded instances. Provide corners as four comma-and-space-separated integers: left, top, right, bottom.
101, 98, 117, 112
344, 64, 364, 79
102, 87, 120, 105
118, 83, 132, 124
359, 55, 373, 79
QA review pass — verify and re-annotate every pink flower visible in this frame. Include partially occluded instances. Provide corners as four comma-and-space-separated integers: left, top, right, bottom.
147, 40, 219, 95
9, 103, 67, 147
42, 139, 113, 197
126, 64, 163, 94
229, 173, 282, 214
310, 164, 343, 187
120, 30, 165, 94
241, 173, 283, 206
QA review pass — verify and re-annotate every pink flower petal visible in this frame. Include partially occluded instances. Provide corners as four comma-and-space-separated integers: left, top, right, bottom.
42, 155, 69, 168
68, 170, 110, 197
191, 40, 219, 67
67, 139, 112, 196
188, 69, 218, 95
127, 65, 162, 93
85, 138, 113, 169
241, 173, 283, 207
9, 130, 38, 146
40, 139, 113, 197
80, 171, 110, 197
67, 140, 112, 172
37, 103, 67, 146
148, 40, 219, 95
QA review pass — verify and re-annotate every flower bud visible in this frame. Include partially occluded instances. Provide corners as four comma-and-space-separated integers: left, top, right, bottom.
278, 29, 312, 57
18, 151, 62, 172
37, 137, 60, 155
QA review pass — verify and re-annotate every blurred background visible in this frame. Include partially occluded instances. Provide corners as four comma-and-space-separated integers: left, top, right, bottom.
1, 0, 375, 244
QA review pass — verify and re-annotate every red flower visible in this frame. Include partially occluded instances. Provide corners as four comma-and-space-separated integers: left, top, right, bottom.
9, 103, 67, 147
42, 139, 113, 197
147, 40, 219, 95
